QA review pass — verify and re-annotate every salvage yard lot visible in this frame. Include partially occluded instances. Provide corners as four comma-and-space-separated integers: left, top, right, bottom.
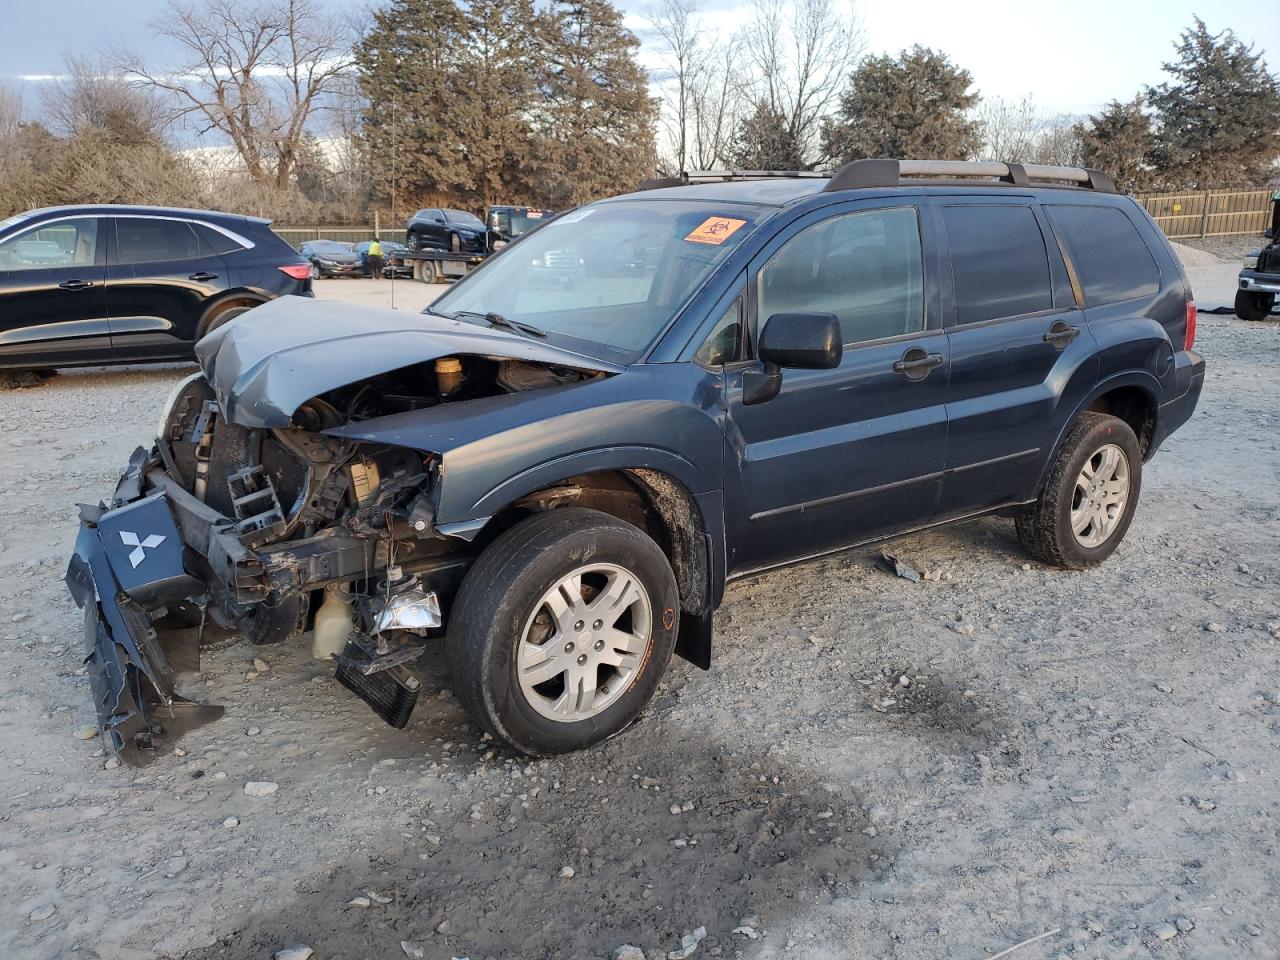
1, 261, 1278, 960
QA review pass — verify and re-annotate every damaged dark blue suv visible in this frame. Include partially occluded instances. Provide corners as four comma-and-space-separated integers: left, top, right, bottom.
67, 160, 1205, 765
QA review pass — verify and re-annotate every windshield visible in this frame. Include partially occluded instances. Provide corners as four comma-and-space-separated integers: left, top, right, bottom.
445, 209, 484, 229
432, 200, 765, 359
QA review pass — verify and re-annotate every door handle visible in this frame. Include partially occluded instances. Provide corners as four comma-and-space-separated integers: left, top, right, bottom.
1043, 321, 1081, 348
58, 279, 93, 291
892, 348, 944, 381
188, 272, 219, 282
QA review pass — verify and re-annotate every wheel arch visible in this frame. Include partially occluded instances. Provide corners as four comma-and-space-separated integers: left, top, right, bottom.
195, 290, 271, 340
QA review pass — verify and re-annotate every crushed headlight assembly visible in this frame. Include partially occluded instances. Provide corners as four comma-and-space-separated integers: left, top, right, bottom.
1243, 252, 1259, 270
155, 371, 206, 441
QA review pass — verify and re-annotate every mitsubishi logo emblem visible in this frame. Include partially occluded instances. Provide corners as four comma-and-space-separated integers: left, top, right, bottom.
120, 531, 166, 569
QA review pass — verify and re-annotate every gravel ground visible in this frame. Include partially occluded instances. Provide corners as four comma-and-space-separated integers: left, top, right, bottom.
1, 259, 1277, 960
1178, 236, 1266, 265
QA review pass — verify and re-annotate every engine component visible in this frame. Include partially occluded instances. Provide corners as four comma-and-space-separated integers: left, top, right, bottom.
435, 356, 463, 396
312, 582, 353, 660
335, 653, 420, 728
226, 464, 286, 544
347, 458, 381, 506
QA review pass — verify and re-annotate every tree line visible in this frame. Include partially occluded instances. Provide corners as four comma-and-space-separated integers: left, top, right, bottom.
1, 2, 1277, 224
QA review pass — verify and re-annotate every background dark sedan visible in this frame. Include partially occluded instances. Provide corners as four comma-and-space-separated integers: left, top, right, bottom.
299, 240, 364, 278
0, 204, 310, 373
405, 207, 487, 253
355, 239, 413, 277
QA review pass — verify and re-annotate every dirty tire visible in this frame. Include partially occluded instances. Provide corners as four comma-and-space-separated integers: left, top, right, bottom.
1016, 412, 1142, 570
1234, 290, 1275, 322
448, 508, 679, 756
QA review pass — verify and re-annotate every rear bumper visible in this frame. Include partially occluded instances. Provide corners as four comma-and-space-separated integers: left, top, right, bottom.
1149, 349, 1205, 456
1239, 269, 1280, 294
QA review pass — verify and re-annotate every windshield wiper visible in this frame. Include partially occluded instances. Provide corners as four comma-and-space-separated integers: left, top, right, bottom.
452, 310, 548, 339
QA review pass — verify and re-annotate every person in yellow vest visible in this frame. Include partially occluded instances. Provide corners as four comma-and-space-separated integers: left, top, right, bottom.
366, 238, 384, 279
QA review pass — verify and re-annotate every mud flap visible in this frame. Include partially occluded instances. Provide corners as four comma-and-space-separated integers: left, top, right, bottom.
66, 491, 224, 767
676, 610, 712, 670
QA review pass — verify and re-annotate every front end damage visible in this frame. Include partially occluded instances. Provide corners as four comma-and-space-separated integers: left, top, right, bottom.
66, 298, 617, 765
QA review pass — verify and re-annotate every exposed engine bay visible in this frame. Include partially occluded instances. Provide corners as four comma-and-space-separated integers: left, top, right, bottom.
67, 332, 609, 765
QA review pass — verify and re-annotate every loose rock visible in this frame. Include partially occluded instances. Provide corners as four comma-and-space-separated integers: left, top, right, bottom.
401, 940, 426, 959
612, 946, 646, 960
29, 904, 56, 921
274, 947, 314, 960
1154, 923, 1179, 941
221, 816, 240, 829
73, 724, 98, 740
244, 781, 279, 797
558, 865, 575, 879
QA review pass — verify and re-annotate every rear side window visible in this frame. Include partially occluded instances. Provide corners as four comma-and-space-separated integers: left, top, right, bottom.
114, 218, 200, 264
943, 205, 1053, 324
192, 223, 245, 256
1046, 205, 1160, 304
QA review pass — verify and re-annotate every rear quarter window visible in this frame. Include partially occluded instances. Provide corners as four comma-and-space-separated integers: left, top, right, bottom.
942, 205, 1053, 325
1046, 204, 1160, 304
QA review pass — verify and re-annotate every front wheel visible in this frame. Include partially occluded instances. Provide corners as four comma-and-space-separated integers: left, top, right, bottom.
1235, 289, 1276, 322
450, 232, 461, 253
448, 508, 679, 755
1016, 412, 1142, 569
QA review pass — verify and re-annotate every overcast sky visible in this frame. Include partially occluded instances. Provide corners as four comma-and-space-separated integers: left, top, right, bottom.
3, 0, 1277, 120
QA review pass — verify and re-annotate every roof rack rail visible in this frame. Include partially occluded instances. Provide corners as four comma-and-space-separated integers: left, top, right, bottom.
637, 169, 829, 191
823, 159, 1116, 194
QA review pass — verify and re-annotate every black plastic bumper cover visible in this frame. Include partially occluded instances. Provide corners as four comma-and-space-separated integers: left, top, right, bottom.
65, 490, 223, 766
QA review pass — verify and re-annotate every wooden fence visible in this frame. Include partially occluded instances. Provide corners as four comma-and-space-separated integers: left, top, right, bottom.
274, 187, 1276, 247
1131, 188, 1275, 239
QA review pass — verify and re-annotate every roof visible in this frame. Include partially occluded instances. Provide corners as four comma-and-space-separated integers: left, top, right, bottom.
12, 204, 270, 225
611, 178, 829, 207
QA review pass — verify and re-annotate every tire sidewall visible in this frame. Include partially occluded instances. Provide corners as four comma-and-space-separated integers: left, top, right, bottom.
465, 518, 679, 754
1051, 418, 1143, 567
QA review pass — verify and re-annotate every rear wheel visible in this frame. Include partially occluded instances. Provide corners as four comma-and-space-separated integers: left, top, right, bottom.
309, 262, 321, 280
198, 302, 257, 340
448, 508, 679, 755
1235, 289, 1275, 322
1016, 412, 1142, 569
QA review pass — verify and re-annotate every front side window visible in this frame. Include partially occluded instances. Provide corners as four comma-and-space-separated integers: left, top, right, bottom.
115, 218, 200, 264
758, 206, 924, 345
695, 297, 744, 366
0, 218, 98, 272
943, 205, 1053, 324
445, 209, 484, 229
432, 200, 765, 360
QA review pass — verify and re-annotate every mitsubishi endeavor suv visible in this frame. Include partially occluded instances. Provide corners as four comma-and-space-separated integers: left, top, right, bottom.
67, 160, 1205, 765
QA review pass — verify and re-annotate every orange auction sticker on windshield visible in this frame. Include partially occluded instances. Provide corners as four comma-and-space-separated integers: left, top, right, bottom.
685, 216, 748, 245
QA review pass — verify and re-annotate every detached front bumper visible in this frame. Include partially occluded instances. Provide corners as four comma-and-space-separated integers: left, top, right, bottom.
65, 474, 223, 766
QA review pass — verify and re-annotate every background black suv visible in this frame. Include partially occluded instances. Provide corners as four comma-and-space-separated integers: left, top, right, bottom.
405, 207, 488, 252
0, 204, 311, 372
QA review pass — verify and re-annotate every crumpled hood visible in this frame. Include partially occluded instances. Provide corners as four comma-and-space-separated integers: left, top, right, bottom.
195, 296, 621, 428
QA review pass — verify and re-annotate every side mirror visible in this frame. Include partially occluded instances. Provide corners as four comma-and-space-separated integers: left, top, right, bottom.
759, 312, 842, 369
1265, 228, 1275, 240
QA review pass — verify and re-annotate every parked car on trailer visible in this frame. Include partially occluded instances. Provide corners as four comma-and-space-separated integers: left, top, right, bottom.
1235, 190, 1280, 321
405, 208, 488, 253
0, 204, 309, 374
299, 240, 363, 278
68, 159, 1204, 766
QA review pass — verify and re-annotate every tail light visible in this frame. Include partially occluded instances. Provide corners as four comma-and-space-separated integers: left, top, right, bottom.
279, 264, 311, 281
1185, 299, 1197, 351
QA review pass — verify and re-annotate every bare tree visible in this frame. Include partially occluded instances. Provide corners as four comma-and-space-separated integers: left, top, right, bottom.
0, 83, 22, 151
739, 0, 864, 166
976, 95, 1084, 166
120, 0, 353, 189
43, 56, 167, 143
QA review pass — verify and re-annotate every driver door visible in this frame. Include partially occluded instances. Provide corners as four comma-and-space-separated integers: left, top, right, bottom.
0, 217, 110, 367
722, 201, 950, 575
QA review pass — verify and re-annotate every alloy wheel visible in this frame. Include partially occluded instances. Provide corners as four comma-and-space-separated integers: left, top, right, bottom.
1070, 443, 1130, 548
516, 563, 653, 722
